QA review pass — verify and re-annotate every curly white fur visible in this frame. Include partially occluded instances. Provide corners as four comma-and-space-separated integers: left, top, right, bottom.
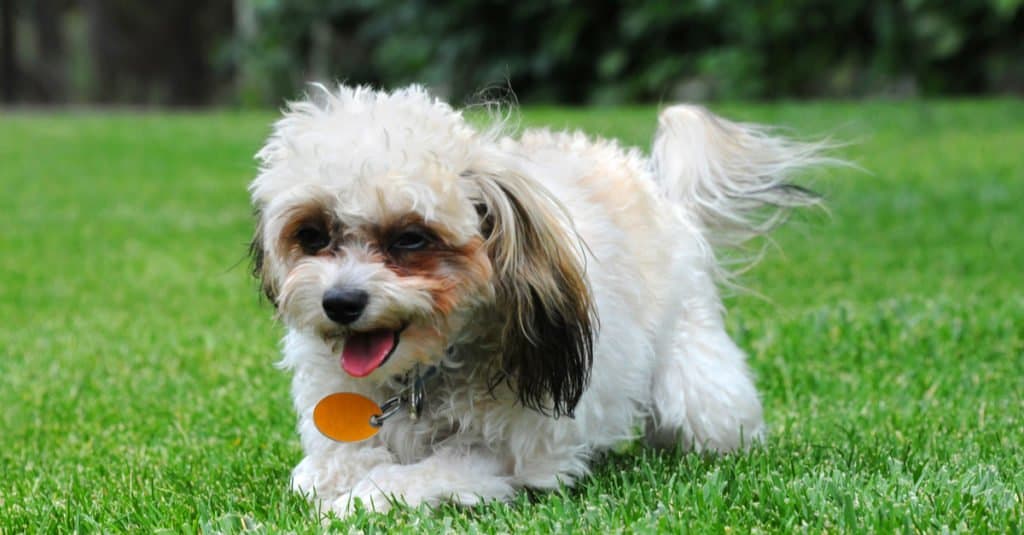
248, 85, 825, 518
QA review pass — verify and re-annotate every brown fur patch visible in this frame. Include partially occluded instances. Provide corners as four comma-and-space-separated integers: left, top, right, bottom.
387, 236, 491, 316
371, 213, 460, 248
277, 201, 338, 260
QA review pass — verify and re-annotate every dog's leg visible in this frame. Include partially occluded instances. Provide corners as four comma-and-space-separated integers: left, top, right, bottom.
646, 320, 765, 452
330, 447, 514, 516
291, 445, 397, 507
646, 266, 765, 452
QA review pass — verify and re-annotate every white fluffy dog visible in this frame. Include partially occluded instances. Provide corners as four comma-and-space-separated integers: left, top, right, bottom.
248, 85, 824, 516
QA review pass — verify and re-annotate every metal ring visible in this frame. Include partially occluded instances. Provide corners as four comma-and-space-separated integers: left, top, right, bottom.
369, 396, 402, 428
409, 378, 422, 421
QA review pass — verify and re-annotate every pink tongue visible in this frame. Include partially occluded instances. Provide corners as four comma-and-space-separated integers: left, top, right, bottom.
341, 330, 397, 377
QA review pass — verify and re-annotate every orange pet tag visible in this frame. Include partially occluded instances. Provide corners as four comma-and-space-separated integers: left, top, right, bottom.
313, 393, 383, 442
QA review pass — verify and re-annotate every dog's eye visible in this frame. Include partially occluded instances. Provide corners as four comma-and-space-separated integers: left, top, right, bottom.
389, 230, 432, 252
295, 226, 330, 254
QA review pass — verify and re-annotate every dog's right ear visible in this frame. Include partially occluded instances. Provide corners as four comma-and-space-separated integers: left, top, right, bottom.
249, 211, 278, 304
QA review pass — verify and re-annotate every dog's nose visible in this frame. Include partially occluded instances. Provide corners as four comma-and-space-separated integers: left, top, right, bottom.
322, 288, 369, 325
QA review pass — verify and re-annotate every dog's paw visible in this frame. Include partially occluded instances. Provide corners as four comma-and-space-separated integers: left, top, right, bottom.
330, 485, 398, 517
290, 456, 324, 499
327, 465, 427, 517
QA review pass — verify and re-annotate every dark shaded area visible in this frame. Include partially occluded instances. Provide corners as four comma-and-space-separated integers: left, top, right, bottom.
1, 0, 14, 103
1, 0, 1022, 106
3, 0, 232, 106
83, 0, 232, 106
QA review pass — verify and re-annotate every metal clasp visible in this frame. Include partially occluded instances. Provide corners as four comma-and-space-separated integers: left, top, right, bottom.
408, 366, 425, 421
366, 364, 433, 428
369, 396, 402, 428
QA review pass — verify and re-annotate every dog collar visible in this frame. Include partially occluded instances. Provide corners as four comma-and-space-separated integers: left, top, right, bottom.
374, 364, 439, 425
312, 364, 439, 443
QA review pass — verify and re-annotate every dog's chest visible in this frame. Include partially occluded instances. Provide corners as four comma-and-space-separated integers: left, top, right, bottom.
375, 373, 514, 463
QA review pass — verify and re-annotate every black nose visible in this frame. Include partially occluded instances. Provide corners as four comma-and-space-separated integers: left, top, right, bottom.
322, 288, 369, 325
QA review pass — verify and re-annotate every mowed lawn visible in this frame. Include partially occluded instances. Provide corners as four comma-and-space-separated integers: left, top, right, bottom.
1, 100, 1021, 532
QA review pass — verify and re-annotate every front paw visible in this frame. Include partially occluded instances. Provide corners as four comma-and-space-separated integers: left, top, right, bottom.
330, 484, 398, 517
290, 456, 324, 499
291, 448, 395, 506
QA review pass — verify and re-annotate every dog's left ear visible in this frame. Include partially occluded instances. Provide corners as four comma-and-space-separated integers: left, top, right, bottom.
469, 167, 597, 418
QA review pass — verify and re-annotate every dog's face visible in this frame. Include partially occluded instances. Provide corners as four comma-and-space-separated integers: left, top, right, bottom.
258, 176, 493, 378
249, 86, 595, 416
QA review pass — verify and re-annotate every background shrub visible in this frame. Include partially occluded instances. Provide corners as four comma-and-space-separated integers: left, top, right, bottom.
3, 0, 1022, 105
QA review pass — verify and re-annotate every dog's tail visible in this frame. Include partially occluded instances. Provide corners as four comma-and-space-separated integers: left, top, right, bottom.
650, 105, 832, 248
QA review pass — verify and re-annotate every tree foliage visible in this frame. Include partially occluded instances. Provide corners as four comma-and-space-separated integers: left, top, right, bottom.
241, 0, 1024, 104
3, 0, 1022, 105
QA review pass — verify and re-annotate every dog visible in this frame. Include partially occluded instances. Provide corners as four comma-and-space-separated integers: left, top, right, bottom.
248, 85, 825, 517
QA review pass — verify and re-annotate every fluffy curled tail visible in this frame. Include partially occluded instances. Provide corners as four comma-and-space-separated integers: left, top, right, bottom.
651, 105, 832, 247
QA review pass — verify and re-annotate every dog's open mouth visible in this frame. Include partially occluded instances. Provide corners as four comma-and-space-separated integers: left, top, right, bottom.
341, 328, 402, 377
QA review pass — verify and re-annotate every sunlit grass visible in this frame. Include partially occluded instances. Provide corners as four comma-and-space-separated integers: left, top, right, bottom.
1, 101, 1021, 532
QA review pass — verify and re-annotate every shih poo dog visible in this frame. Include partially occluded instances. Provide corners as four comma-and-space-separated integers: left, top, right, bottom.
248, 85, 826, 516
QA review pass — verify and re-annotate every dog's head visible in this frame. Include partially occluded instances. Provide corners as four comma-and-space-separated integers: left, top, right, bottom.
249, 85, 595, 417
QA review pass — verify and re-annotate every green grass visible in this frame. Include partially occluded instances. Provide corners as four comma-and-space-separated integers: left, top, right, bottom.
2, 100, 1022, 533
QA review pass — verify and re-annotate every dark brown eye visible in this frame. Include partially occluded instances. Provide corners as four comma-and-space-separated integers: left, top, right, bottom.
295, 226, 330, 254
389, 229, 432, 252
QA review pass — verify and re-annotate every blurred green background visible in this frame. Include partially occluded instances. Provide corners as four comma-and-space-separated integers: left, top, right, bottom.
2, 0, 1022, 107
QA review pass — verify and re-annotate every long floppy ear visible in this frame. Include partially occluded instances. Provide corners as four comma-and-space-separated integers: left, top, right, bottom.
248, 209, 278, 304
471, 168, 597, 418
